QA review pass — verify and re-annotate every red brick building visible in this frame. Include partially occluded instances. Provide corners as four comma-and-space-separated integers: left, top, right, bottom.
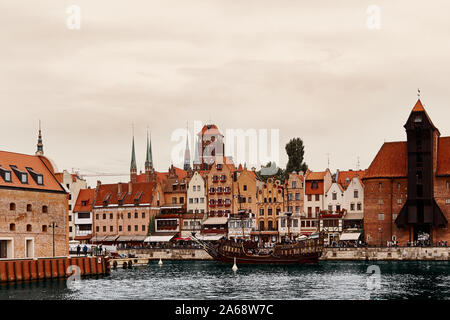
0, 151, 68, 259
363, 99, 450, 246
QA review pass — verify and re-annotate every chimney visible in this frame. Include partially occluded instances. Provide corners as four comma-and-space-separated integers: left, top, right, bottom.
118, 182, 122, 195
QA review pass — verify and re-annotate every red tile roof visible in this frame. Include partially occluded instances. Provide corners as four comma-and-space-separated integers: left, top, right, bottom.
94, 182, 156, 206
73, 188, 95, 212
136, 167, 187, 183
337, 170, 366, 188
364, 142, 407, 179
305, 181, 324, 195
0, 150, 66, 192
305, 171, 327, 181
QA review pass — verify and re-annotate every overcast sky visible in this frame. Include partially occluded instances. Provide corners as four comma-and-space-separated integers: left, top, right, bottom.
1, 1, 450, 187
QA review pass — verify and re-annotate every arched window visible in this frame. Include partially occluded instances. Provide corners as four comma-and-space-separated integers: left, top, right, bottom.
10, 203, 15, 211
259, 221, 265, 231
27, 204, 32, 212
42, 205, 48, 213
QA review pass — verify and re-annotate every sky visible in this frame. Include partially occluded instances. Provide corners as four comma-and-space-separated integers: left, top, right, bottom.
1, 1, 450, 187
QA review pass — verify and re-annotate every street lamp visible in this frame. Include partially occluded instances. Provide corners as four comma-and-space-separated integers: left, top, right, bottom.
48, 222, 59, 257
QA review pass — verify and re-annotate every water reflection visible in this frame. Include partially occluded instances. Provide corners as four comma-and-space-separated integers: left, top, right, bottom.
0, 261, 449, 300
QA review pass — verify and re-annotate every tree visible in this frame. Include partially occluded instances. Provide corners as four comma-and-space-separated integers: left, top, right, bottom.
256, 161, 285, 183
285, 138, 308, 175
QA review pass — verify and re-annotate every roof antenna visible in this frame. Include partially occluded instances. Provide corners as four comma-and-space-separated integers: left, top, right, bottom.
356, 156, 360, 171
326, 153, 330, 169
417, 88, 421, 99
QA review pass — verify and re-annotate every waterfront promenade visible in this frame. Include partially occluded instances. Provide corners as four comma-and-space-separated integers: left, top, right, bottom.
115, 246, 450, 263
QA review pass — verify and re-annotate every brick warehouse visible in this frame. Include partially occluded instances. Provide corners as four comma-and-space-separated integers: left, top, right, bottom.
0, 151, 68, 259
363, 99, 450, 246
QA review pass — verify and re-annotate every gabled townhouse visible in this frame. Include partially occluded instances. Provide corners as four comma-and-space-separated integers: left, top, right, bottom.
73, 188, 96, 243
302, 169, 332, 235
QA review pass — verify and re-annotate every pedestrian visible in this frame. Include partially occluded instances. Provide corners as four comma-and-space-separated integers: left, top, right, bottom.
99, 244, 103, 255
76, 244, 81, 256
83, 244, 88, 256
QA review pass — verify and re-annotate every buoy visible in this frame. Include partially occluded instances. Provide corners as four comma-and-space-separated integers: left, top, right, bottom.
232, 258, 238, 272
158, 258, 163, 266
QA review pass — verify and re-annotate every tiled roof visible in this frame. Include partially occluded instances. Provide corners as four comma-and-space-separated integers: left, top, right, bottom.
437, 136, 450, 176
136, 167, 187, 183
337, 170, 366, 189
0, 150, 66, 192
305, 171, 327, 181
364, 142, 407, 179
73, 188, 95, 212
94, 182, 156, 207
305, 181, 324, 195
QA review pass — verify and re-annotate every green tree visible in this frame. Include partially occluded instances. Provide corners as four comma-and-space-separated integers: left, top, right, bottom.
285, 138, 308, 175
148, 215, 156, 234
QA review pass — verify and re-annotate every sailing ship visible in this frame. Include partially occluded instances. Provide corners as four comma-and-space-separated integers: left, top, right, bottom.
191, 232, 324, 264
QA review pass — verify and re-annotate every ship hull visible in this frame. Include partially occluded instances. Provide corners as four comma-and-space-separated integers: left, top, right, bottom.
211, 252, 321, 265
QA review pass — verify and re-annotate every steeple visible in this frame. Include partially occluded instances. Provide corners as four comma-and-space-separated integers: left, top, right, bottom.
130, 127, 137, 183
193, 135, 200, 169
183, 123, 191, 171
145, 129, 153, 170
35, 120, 44, 156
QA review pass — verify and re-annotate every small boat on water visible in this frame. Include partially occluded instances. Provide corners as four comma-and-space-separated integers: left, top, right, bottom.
191, 232, 325, 265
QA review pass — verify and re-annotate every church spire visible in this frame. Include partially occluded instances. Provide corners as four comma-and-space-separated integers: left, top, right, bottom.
184, 123, 191, 171
35, 120, 44, 156
145, 129, 153, 170
130, 125, 137, 183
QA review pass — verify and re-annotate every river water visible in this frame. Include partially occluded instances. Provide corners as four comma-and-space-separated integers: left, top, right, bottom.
0, 260, 449, 300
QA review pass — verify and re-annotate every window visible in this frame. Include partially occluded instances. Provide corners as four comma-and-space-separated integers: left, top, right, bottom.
69, 226, 72, 233
10, 223, 15, 231
69, 204, 72, 211
119, 226, 122, 232
311, 181, 318, 189
288, 193, 292, 201
268, 208, 273, 215
42, 225, 47, 232
134, 225, 138, 231
307, 195, 312, 201
110, 226, 113, 232
397, 183, 401, 190
142, 225, 146, 231
292, 181, 297, 188
259, 208, 264, 216
357, 203, 362, 211
10, 203, 15, 211
96, 226, 99, 232
350, 203, 355, 211
295, 193, 300, 200
172, 197, 177, 204
110, 213, 113, 219
315, 195, 319, 201
378, 213, 385, 221
26, 224, 32, 232
128, 225, 131, 231
328, 205, 332, 211
42, 205, 48, 213
193, 186, 196, 191
397, 198, 402, 204
21, 173, 28, 184
180, 197, 184, 204
336, 205, 341, 212
243, 185, 247, 191
135, 212, 138, 219
36, 175, 43, 185
332, 193, 337, 200
103, 214, 106, 220
378, 199, 383, 205
69, 215, 72, 222
96, 214, 99, 220
128, 212, 131, 219
189, 198, 193, 204
142, 212, 145, 219
103, 226, 106, 232
354, 190, 359, 198
379, 183, 382, 191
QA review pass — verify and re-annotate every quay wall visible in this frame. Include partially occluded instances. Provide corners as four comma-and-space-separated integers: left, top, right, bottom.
0, 256, 110, 283
321, 247, 450, 261
117, 247, 450, 262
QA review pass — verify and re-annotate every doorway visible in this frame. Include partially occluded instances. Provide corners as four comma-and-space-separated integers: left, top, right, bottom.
25, 238, 34, 258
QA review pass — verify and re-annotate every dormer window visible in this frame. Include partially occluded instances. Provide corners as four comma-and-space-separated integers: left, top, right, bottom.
36, 175, 43, 185
21, 173, 28, 184
10, 165, 28, 184
26, 167, 43, 185
0, 166, 11, 182
414, 115, 422, 123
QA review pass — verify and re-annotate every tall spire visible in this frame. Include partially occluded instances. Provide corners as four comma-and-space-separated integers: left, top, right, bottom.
130, 125, 137, 183
184, 123, 191, 171
145, 129, 153, 169
35, 120, 44, 156
193, 134, 200, 166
